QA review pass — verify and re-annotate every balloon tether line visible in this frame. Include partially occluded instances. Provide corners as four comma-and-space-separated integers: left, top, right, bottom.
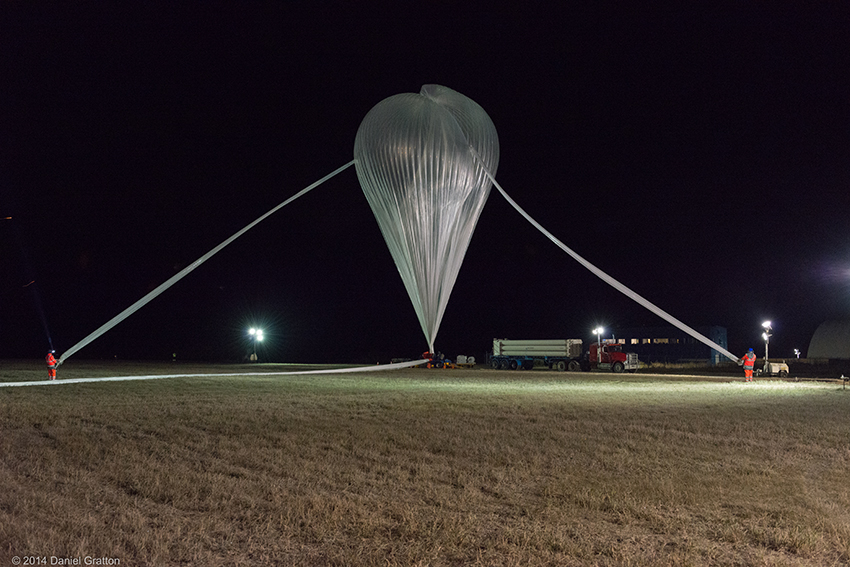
59, 160, 355, 363
473, 151, 739, 363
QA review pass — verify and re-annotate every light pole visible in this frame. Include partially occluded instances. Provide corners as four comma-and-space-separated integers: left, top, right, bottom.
248, 328, 264, 362
593, 327, 604, 363
761, 321, 772, 370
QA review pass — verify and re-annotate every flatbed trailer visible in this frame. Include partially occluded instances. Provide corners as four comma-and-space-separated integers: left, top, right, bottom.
490, 339, 585, 371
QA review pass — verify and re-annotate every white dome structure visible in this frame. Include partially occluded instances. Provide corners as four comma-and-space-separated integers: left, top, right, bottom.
807, 320, 850, 359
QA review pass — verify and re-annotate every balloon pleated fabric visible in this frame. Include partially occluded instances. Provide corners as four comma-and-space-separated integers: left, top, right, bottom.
354, 85, 500, 352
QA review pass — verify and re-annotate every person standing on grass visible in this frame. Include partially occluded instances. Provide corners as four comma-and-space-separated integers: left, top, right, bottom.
740, 348, 756, 381
45, 350, 61, 380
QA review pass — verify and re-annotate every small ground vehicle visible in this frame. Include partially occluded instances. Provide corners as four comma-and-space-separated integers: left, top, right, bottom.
756, 361, 790, 378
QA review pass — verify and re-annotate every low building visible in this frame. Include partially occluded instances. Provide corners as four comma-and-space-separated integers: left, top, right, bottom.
610, 326, 729, 365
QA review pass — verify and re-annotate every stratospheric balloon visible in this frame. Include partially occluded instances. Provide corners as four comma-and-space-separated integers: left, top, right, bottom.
354, 85, 499, 352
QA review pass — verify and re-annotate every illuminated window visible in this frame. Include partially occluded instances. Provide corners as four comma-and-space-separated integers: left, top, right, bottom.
654, 338, 669, 344
631, 338, 639, 345
642, 338, 651, 344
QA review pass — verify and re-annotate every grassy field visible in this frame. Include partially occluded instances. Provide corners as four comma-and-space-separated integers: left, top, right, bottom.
1, 360, 848, 566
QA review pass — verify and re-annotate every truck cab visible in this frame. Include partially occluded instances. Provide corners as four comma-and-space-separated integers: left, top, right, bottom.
587, 341, 639, 373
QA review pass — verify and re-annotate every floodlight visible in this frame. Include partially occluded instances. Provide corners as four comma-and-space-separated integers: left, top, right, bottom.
248, 327, 264, 361
761, 324, 772, 366
592, 327, 604, 363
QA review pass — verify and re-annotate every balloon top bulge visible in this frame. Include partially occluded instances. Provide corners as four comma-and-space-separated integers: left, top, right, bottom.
354, 85, 500, 353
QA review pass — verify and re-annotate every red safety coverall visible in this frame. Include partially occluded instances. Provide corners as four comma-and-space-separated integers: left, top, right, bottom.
422, 351, 434, 368
46, 352, 58, 380
742, 351, 756, 381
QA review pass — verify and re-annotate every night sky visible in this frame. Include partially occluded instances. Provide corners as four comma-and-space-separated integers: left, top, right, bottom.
2, 3, 849, 364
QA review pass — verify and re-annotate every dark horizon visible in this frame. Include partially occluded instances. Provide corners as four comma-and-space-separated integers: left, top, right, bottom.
3, 3, 849, 365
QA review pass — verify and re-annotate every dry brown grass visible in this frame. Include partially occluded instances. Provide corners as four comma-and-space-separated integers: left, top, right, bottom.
1, 360, 849, 566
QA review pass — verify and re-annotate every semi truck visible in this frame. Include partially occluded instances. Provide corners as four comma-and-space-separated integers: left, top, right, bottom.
490, 338, 639, 373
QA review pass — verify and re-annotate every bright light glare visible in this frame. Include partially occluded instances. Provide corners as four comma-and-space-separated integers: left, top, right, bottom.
762, 321, 772, 329
762, 332, 768, 341
249, 328, 256, 335
593, 327, 604, 335
256, 330, 264, 341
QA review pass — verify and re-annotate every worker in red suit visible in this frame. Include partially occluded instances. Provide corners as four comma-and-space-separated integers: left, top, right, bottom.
45, 350, 61, 380
422, 351, 434, 368
740, 348, 756, 381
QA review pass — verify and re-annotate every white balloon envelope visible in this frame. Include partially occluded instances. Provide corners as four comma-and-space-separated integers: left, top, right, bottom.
354, 85, 499, 352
